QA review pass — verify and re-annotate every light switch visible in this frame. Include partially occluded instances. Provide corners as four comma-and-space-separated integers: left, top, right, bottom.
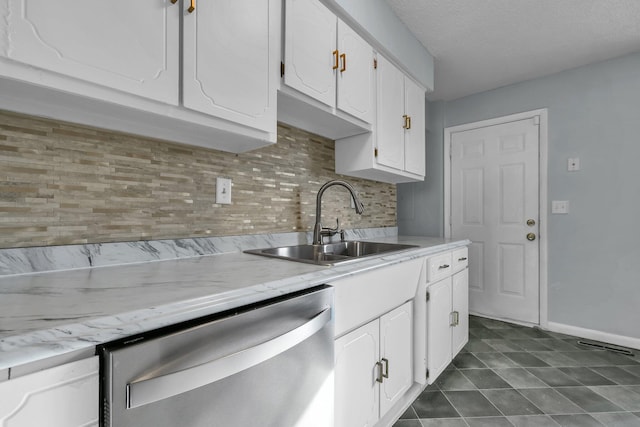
551, 200, 569, 214
568, 158, 580, 171
216, 177, 232, 205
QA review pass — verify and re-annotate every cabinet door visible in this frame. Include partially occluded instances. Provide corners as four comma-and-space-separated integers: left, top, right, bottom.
336, 20, 374, 123
335, 319, 380, 427
0, 357, 99, 426
183, 0, 277, 133
376, 56, 405, 171
2, 0, 179, 104
284, 0, 337, 108
379, 301, 413, 417
427, 277, 453, 384
404, 77, 426, 176
452, 268, 469, 356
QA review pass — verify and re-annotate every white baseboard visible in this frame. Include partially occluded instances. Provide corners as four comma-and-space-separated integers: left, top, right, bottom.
547, 322, 640, 351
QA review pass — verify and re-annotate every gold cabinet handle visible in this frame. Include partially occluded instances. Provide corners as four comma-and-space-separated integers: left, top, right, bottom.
170, 0, 177, 3
407, 115, 411, 129
340, 53, 346, 72
450, 311, 460, 326
382, 358, 389, 379
188, 0, 195, 13
375, 361, 384, 383
402, 114, 409, 129
332, 50, 339, 70
527, 233, 536, 241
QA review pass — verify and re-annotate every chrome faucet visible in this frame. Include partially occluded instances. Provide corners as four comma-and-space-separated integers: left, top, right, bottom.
313, 180, 365, 245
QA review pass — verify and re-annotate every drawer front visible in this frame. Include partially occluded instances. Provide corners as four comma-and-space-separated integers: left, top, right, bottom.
427, 252, 453, 282
452, 247, 469, 273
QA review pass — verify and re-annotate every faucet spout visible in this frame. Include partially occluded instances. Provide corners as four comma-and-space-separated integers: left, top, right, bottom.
313, 180, 365, 245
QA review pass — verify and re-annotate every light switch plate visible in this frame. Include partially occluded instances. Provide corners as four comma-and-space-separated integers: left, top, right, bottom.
551, 200, 569, 214
216, 177, 232, 205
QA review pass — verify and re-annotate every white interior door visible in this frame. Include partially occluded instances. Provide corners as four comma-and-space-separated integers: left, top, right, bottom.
451, 117, 540, 324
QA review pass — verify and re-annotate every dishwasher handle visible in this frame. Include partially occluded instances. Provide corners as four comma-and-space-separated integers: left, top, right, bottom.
126, 307, 331, 409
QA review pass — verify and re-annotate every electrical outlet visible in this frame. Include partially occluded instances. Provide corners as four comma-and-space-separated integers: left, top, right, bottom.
551, 200, 569, 214
216, 177, 232, 205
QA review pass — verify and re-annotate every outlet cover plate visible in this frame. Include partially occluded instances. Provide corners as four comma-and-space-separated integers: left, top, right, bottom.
216, 177, 232, 205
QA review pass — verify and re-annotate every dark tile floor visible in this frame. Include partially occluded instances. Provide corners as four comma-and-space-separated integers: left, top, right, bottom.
394, 316, 640, 427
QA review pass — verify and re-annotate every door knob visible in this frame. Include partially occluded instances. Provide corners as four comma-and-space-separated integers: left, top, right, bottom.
526, 219, 536, 226
526, 233, 536, 241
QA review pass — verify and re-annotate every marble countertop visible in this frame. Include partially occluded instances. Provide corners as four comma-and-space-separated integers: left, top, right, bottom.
0, 236, 469, 375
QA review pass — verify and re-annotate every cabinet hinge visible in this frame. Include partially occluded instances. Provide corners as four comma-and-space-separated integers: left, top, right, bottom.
426, 291, 430, 302
374, 148, 378, 157
373, 58, 377, 69
280, 62, 285, 78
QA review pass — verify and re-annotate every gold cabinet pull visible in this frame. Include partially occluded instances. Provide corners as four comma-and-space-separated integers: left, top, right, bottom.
375, 361, 384, 383
188, 0, 195, 13
382, 358, 389, 379
332, 50, 339, 70
170, 0, 177, 3
402, 115, 409, 129
527, 232, 536, 241
340, 53, 346, 72
407, 116, 411, 129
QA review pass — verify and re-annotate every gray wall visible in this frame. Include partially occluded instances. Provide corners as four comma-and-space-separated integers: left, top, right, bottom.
399, 51, 640, 339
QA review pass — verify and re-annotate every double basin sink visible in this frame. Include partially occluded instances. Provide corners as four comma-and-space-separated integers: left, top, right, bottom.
244, 241, 418, 266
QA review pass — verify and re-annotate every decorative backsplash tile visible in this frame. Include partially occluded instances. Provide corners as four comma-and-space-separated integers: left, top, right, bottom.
0, 110, 396, 249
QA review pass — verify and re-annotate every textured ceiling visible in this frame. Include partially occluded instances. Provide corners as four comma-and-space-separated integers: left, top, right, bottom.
385, 0, 640, 101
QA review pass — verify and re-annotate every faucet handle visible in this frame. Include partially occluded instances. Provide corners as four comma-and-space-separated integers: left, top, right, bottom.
322, 218, 340, 232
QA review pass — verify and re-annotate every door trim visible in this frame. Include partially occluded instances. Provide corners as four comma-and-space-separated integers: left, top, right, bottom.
443, 109, 549, 328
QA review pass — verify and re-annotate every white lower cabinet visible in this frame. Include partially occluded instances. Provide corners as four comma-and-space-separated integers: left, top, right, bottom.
0, 357, 99, 427
335, 301, 413, 427
426, 276, 453, 382
414, 248, 469, 385
427, 267, 469, 383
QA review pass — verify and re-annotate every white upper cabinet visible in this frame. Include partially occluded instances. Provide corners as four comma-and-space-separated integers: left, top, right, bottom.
403, 76, 426, 176
0, 0, 279, 153
284, 0, 337, 108
376, 55, 425, 176
1, 0, 179, 104
336, 19, 374, 124
375, 56, 405, 171
280, 0, 374, 139
335, 55, 426, 184
183, 0, 278, 134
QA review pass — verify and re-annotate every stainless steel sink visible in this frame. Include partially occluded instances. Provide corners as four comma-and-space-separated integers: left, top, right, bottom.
244, 241, 419, 265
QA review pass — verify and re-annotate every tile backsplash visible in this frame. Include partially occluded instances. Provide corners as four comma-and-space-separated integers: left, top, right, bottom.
0, 110, 396, 249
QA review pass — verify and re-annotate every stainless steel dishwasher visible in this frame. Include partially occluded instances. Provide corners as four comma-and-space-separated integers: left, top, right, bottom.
99, 285, 334, 427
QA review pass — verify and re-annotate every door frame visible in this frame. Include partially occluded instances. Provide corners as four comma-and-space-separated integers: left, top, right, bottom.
443, 109, 549, 328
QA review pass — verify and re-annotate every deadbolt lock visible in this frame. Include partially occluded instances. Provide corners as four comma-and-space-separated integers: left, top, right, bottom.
526, 233, 536, 241
526, 219, 536, 226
